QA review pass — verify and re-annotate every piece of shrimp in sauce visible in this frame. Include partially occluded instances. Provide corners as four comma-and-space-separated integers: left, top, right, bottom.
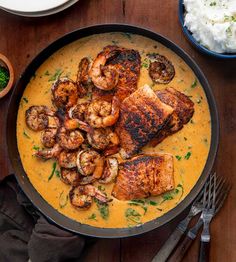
68, 101, 89, 122
25, 105, 56, 131
76, 57, 92, 97
99, 157, 119, 184
57, 127, 84, 151
64, 117, 90, 131
52, 78, 78, 110
34, 143, 61, 160
58, 150, 77, 168
148, 54, 175, 84
85, 96, 120, 128
60, 167, 80, 186
64, 118, 119, 154
79, 157, 104, 185
89, 47, 121, 90
69, 185, 110, 210
41, 128, 57, 148
87, 127, 119, 150
77, 149, 104, 185
76, 149, 102, 176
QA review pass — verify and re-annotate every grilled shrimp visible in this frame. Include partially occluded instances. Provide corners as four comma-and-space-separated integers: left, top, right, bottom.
69, 185, 110, 210
60, 168, 80, 186
25, 106, 56, 131
52, 78, 78, 110
41, 128, 57, 148
76, 57, 92, 97
148, 54, 175, 84
64, 117, 119, 151
87, 128, 119, 150
77, 57, 91, 86
79, 156, 104, 185
77, 150, 104, 185
34, 144, 61, 160
64, 118, 90, 131
89, 48, 120, 90
68, 101, 89, 121
58, 150, 77, 168
76, 149, 102, 176
85, 96, 120, 128
99, 157, 119, 184
57, 127, 84, 151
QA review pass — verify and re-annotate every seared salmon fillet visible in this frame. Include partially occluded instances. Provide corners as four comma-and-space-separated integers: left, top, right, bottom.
150, 87, 194, 146
115, 85, 173, 158
107, 46, 141, 101
92, 45, 141, 102
112, 154, 174, 200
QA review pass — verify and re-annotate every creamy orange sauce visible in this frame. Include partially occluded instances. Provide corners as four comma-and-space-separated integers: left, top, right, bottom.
17, 33, 211, 228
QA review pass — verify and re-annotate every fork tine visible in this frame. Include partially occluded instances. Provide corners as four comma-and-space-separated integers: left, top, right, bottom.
194, 179, 210, 204
216, 177, 227, 197
215, 179, 231, 212
206, 173, 214, 209
193, 187, 204, 204
215, 177, 227, 201
215, 182, 231, 214
205, 175, 224, 204
216, 174, 223, 185
216, 175, 224, 192
195, 174, 228, 210
201, 174, 224, 207
212, 173, 216, 209
202, 180, 208, 208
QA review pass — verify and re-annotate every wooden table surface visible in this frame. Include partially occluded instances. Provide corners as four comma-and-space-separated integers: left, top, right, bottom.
0, 1, 235, 261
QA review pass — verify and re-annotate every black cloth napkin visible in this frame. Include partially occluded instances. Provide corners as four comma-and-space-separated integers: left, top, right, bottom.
0, 175, 88, 262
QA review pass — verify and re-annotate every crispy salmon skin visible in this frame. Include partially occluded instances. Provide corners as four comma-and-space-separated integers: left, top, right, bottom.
115, 85, 173, 158
112, 154, 174, 201
150, 87, 194, 146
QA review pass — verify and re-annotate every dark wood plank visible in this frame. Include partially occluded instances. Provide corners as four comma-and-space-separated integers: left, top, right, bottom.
0, 1, 235, 261
81, 238, 121, 262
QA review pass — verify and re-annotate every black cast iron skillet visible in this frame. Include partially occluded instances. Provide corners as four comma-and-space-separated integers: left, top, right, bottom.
7, 24, 219, 238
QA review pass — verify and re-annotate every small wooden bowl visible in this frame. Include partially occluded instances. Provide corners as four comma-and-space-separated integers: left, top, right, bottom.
0, 53, 14, 99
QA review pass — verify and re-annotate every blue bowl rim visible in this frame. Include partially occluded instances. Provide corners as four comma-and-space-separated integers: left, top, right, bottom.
178, 0, 236, 59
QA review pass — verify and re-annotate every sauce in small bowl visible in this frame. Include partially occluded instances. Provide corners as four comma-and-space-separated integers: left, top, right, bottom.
0, 53, 14, 98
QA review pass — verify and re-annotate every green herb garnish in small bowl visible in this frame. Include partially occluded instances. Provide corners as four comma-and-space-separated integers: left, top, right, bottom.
0, 53, 14, 98
0, 66, 9, 91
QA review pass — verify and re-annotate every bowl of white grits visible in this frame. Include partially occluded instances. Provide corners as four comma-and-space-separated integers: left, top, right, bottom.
179, 0, 236, 58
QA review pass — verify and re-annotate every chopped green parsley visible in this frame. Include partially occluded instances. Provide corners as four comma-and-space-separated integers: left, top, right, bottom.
23, 130, 30, 139
184, 151, 192, 160
191, 79, 198, 88
48, 162, 57, 181
48, 69, 63, 82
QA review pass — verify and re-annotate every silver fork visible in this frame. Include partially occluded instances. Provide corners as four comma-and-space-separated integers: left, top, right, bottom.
151, 183, 207, 262
198, 173, 216, 262
167, 173, 231, 262
198, 174, 230, 262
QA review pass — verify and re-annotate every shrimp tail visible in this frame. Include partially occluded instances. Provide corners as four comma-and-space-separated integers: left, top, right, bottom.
34, 144, 61, 160
94, 190, 112, 203
93, 157, 105, 179
64, 118, 92, 132
103, 96, 120, 126
104, 145, 120, 156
